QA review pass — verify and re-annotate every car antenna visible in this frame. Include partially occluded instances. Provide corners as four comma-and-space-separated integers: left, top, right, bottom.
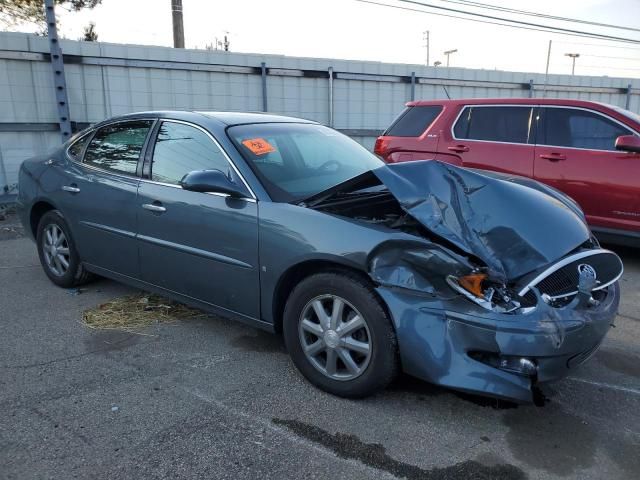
442, 84, 451, 100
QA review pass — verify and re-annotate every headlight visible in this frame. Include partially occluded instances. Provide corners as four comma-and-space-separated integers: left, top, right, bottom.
446, 274, 522, 313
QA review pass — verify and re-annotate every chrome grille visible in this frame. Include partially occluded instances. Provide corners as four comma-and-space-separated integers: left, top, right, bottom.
518, 249, 623, 306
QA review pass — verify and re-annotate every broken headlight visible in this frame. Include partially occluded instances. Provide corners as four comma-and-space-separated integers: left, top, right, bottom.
446, 274, 522, 313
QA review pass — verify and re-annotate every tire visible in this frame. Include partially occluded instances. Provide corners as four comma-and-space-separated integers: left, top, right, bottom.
283, 271, 399, 398
36, 210, 92, 288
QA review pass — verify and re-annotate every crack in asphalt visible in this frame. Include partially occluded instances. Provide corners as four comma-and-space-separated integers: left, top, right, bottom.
0, 335, 151, 369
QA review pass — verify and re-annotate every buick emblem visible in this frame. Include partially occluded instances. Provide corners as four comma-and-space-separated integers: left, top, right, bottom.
577, 263, 597, 280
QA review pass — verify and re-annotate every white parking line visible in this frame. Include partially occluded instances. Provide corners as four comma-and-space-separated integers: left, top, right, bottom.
567, 377, 640, 395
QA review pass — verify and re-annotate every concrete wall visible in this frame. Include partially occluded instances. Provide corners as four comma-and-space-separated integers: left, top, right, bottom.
1, 31, 639, 197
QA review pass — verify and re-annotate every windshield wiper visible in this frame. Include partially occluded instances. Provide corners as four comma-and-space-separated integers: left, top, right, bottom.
297, 170, 381, 208
304, 190, 389, 209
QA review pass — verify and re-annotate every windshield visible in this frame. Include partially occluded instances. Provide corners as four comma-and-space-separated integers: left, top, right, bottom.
228, 123, 383, 202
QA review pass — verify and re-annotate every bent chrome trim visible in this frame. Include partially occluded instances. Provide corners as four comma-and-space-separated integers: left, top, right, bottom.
518, 248, 623, 298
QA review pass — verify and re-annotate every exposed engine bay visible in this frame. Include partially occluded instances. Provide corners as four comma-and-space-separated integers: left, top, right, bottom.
305, 161, 623, 316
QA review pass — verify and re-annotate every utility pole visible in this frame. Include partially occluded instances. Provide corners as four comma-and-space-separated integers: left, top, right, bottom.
444, 49, 457, 67
543, 40, 552, 98
565, 53, 580, 75
172, 0, 185, 48
423, 30, 430, 66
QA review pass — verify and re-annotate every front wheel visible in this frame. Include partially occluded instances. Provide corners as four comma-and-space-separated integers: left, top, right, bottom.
283, 271, 399, 398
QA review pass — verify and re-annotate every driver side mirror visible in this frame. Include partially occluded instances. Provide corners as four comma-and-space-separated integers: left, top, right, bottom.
180, 169, 248, 198
615, 135, 640, 153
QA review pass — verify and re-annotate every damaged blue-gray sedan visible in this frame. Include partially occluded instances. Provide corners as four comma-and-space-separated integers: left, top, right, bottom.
17, 112, 623, 403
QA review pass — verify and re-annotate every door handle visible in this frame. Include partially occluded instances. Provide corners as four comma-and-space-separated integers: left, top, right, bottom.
62, 185, 80, 193
448, 145, 470, 153
539, 153, 566, 162
142, 203, 166, 213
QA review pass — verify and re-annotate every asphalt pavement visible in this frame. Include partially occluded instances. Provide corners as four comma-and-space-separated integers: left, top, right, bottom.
1, 214, 639, 480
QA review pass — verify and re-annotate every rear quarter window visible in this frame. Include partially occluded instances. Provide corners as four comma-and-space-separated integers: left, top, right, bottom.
67, 133, 92, 161
384, 106, 443, 137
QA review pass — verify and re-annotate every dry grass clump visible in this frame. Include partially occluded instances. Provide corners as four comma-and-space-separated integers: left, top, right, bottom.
82, 293, 203, 332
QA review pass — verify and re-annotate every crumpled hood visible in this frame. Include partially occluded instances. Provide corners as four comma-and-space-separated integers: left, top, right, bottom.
372, 161, 590, 281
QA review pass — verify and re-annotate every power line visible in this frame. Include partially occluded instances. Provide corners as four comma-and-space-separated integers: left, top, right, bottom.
435, 0, 640, 33
555, 41, 640, 51
581, 53, 640, 62
395, 0, 640, 44
356, 0, 640, 44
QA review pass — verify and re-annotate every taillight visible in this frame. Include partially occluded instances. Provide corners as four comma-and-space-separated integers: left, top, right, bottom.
374, 136, 387, 157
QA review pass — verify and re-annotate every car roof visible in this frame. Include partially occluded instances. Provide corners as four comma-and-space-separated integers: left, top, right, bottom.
93, 110, 317, 128
407, 98, 618, 109
198, 111, 317, 125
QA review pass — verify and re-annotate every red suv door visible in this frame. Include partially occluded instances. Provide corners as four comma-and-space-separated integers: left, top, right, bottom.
436, 105, 536, 177
534, 106, 640, 234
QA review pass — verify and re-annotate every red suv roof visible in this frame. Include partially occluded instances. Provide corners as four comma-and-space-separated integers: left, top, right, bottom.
407, 98, 614, 109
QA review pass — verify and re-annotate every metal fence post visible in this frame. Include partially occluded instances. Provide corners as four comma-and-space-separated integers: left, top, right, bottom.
626, 84, 632, 110
261, 62, 268, 112
328, 66, 334, 127
0, 145, 8, 195
410, 72, 416, 101
44, 0, 72, 141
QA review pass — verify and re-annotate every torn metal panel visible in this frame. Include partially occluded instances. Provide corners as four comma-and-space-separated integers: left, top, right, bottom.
369, 240, 472, 295
372, 161, 591, 282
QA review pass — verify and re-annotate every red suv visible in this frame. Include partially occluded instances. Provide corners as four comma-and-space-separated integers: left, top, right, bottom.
375, 98, 640, 244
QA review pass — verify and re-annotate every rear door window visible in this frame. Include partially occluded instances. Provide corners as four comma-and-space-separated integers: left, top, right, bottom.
454, 106, 533, 144
540, 108, 632, 151
384, 106, 442, 137
84, 120, 153, 175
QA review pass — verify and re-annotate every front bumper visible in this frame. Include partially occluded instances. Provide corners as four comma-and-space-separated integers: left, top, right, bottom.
378, 282, 620, 403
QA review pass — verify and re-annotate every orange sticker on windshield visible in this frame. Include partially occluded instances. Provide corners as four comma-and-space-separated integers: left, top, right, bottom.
242, 138, 276, 155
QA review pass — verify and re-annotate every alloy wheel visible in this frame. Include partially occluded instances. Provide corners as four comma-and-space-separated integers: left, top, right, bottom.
298, 294, 372, 381
42, 224, 70, 276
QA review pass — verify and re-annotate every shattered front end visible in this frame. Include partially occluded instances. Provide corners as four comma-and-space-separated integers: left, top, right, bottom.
368, 240, 622, 403
377, 276, 620, 403
310, 160, 623, 402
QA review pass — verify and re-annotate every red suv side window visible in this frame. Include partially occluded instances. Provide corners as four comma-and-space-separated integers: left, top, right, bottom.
540, 108, 631, 151
453, 106, 534, 144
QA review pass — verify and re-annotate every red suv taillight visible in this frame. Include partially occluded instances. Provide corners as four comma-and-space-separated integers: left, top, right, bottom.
374, 136, 387, 157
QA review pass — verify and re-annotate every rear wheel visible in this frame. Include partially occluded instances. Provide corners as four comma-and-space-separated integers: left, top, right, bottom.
36, 210, 92, 288
283, 271, 398, 398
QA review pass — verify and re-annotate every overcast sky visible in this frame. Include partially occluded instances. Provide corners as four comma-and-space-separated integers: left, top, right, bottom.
21, 0, 640, 78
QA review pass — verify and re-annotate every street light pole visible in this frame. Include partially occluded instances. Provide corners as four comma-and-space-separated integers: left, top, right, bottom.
565, 53, 580, 75
423, 30, 430, 66
444, 49, 457, 67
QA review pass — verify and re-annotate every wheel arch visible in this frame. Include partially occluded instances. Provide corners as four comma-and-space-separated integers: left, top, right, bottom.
271, 258, 389, 334
29, 200, 57, 238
